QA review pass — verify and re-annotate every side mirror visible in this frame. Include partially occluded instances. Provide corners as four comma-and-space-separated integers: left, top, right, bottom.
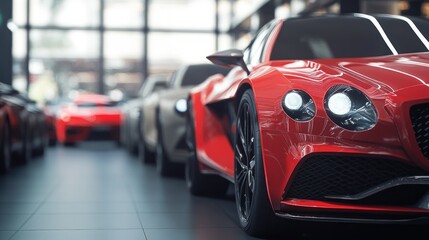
206, 49, 250, 75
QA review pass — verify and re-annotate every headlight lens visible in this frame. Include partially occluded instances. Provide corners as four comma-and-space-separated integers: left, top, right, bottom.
284, 92, 303, 110
325, 85, 377, 131
59, 112, 70, 122
175, 99, 187, 113
328, 93, 351, 115
282, 90, 315, 121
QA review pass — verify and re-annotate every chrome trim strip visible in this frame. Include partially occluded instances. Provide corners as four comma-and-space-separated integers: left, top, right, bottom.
276, 212, 429, 224
325, 176, 429, 201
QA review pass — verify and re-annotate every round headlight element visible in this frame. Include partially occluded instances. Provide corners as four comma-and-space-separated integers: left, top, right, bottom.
282, 90, 315, 121
328, 93, 352, 116
284, 92, 303, 110
175, 99, 187, 113
324, 85, 377, 131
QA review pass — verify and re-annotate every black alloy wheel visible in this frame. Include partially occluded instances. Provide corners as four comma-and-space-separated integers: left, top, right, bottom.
234, 89, 280, 237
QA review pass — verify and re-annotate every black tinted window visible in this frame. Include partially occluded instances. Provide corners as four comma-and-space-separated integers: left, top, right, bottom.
153, 81, 167, 92
271, 17, 394, 60
411, 17, 429, 44
377, 16, 428, 54
181, 65, 230, 86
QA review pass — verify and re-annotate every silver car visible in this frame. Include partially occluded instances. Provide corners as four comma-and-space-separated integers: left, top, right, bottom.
121, 75, 168, 155
154, 64, 230, 176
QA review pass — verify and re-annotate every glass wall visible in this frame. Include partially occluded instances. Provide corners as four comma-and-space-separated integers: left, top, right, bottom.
30, 0, 100, 27
104, 31, 143, 100
28, 30, 99, 104
12, 0, 233, 105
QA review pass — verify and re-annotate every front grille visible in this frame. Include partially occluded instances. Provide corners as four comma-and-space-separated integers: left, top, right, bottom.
88, 126, 119, 140
410, 103, 429, 160
284, 155, 428, 201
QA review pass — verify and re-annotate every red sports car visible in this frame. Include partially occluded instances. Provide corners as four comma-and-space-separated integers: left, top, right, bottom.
186, 14, 429, 237
56, 93, 122, 145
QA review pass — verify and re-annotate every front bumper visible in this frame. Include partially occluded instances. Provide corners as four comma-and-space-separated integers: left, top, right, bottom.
260, 130, 429, 222
63, 125, 120, 143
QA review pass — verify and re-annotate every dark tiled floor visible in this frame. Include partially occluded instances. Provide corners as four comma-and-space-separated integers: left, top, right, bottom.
0, 142, 260, 240
0, 142, 421, 240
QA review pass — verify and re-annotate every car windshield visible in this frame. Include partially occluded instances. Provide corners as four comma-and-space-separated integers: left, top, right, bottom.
77, 102, 117, 107
181, 65, 230, 86
77, 103, 98, 107
271, 15, 429, 60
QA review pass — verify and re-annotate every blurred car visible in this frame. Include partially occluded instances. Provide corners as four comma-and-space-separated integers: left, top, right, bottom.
0, 83, 46, 172
14, 93, 48, 157
154, 64, 230, 176
55, 93, 122, 145
0, 86, 12, 173
43, 98, 70, 146
186, 14, 429, 237
121, 75, 168, 155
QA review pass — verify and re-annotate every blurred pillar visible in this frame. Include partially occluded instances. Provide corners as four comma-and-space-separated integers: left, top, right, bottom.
361, 0, 400, 14
402, 0, 423, 16
340, 0, 360, 13
0, 0, 12, 85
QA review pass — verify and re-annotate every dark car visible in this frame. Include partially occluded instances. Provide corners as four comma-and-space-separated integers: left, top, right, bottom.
0, 83, 46, 172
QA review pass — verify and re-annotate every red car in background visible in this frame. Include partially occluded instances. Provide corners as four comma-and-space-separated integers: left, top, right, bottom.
186, 14, 429, 237
55, 93, 122, 145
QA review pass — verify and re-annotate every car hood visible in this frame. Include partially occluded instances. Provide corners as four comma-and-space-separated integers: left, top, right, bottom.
276, 52, 429, 95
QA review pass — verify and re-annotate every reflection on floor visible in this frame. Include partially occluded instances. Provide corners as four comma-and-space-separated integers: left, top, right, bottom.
0, 142, 421, 240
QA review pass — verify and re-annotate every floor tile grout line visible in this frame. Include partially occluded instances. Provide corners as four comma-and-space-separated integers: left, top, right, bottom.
12, 227, 145, 231
126, 169, 149, 240
7, 178, 62, 240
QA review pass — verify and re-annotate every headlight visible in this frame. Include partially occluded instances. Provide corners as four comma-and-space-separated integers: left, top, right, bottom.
282, 90, 315, 121
328, 93, 351, 115
59, 112, 70, 122
325, 85, 377, 131
175, 99, 187, 113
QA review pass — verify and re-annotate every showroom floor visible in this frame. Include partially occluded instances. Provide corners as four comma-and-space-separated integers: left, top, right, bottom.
0, 142, 420, 240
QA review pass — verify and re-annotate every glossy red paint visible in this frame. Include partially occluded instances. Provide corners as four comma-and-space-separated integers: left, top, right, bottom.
189, 19, 429, 223
55, 94, 122, 144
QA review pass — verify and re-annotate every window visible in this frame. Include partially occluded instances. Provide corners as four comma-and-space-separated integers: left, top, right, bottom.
148, 33, 216, 75
104, 31, 143, 99
104, 0, 144, 28
28, 30, 99, 105
30, 0, 99, 27
12, 0, 228, 105
271, 17, 396, 60
149, 0, 216, 30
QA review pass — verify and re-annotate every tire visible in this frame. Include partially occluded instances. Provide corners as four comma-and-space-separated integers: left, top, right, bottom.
17, 122, 32, 165
138, 131, 153, 164
33, 123, 46, 157
0, 120, 11, 174
63, 141, 76, 147
185, 100, 229, 196
49, 138, 57, 146
234, 89, 280, 237
155, 115, 175, 176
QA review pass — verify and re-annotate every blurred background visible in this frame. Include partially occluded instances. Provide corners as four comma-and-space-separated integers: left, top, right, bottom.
1, 0, 427, 105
